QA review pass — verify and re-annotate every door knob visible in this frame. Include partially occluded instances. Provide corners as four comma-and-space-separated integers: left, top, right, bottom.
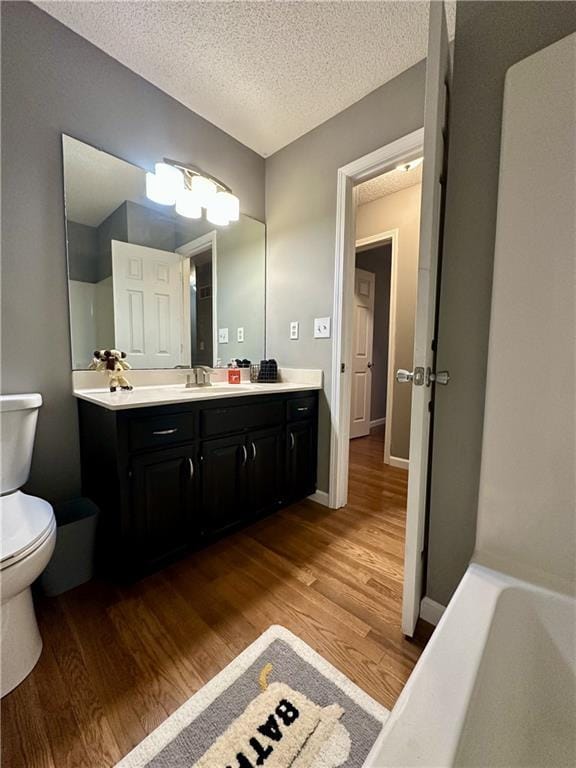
430, 370, 450, 385
367, 362, 375, 369
396, 367, 450, 387
396, 369, 414, 383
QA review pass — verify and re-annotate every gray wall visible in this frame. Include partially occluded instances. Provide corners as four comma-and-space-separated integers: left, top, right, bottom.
265, 61, 426, 491
66, 221, 99, 282
1, 2, 265, 502
355, 245, 391, 423
426, 0, 576, 606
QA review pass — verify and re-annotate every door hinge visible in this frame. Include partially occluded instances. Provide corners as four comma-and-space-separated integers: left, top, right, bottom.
340, 363, 345, 373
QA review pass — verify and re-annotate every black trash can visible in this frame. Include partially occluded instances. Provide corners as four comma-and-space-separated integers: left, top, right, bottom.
40, 498, 99, 596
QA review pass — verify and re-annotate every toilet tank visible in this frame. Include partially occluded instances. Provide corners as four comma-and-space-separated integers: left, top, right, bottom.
0, 394, 43, 494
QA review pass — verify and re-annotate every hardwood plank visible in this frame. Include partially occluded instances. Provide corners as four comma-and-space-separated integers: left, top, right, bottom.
1, 427, 431, 766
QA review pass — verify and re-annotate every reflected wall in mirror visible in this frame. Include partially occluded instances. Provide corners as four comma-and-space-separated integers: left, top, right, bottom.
63, 135, 265, 369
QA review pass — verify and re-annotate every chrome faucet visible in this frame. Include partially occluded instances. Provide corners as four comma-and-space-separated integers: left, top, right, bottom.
194, 365, 213, 386
184, 366, 213, 388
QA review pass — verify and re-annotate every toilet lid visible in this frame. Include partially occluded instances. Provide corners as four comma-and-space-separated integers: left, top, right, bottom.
0, 491, 55, 567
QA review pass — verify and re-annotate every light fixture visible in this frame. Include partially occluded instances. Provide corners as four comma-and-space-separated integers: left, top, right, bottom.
175, 189, 202, 219
217, 190, 240, 222
190, 175, 218, 209
145, 162, 183, 205
145, 159, 239, 226
396, 157, 424, 173
207, 196, 230, 226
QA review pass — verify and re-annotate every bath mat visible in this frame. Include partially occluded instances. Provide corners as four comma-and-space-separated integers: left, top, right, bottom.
116, 625, 389, 768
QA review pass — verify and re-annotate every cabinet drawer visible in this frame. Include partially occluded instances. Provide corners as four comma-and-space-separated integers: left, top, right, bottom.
129, 412, 196, 452
287, 396, 316, 422
201, 400, 283, 437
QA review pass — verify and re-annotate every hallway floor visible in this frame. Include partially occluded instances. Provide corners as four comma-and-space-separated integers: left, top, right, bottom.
2, 427, 431, 767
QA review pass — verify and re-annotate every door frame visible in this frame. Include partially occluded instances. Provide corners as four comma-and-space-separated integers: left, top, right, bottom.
329, 127, 424, 510
355, 229, 399, 466
176, 230, 218, 366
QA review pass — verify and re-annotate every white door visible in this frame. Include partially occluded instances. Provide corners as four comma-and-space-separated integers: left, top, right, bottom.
350, 268, 375, 439
401, 1, 452, 636
112, 240, 185, 368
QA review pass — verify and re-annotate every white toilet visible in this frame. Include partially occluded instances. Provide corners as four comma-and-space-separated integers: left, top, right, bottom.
1, 394, 56, 697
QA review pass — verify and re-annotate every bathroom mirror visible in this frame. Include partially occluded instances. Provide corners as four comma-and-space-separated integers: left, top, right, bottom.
62, 135, 265, 369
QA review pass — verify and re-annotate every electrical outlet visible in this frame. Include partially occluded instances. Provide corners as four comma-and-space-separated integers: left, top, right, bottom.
218, 327, 229, 344
314, 317, 331, 339
290, 321, 299, 340
237, 327, 244, 342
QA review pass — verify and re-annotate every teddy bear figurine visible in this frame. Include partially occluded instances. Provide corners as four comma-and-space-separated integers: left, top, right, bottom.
89, 349, 133, 392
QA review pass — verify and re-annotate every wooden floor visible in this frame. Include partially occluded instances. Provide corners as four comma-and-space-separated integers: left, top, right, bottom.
2, 427, 431, 767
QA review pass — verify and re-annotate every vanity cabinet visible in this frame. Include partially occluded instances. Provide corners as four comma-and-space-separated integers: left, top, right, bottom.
130, 445, 199, 569
77, 390, 318, 579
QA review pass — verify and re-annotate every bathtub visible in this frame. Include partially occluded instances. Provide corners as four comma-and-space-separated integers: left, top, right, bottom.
367, 564, 576, 767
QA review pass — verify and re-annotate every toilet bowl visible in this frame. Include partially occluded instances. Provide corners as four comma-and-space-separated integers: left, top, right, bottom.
0, 394, 56, 697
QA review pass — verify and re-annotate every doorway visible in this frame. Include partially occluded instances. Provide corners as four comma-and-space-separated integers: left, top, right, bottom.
349, 161, 423, 477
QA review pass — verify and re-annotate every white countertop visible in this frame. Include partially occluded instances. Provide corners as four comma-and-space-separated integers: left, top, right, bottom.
73, 381, 321, 411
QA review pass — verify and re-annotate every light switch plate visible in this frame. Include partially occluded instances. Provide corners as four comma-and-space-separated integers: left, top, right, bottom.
314, 317, 331, 339
290, 321, 299, 340
218, 328, 229, 344
237, 327, 244, 342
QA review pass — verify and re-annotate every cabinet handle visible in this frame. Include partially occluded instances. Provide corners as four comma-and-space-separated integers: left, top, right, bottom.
251, 441, 257, 461
152, 428, 178, 435
297, 407, 309, 412
188, 457, 194, 479
289, 432, 295, 450
242, 445, 248, 465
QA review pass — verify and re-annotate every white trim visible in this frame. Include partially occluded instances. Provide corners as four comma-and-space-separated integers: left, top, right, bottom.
369, 418, 386, 429
329, 128, 424, 510
419, 597, 446, 626
389, 456, 409, 470
177, 231, 218, 366
307, 489, 330, 507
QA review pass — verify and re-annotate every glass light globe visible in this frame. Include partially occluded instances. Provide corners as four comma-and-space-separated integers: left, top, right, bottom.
145, 162, 183, 205
190, 175, 218, 208
175, 189, 202, 219
206, 193, 231, 226
218, 191, 240, 221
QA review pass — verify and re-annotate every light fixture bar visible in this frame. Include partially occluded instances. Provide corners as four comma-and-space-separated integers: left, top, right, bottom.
145, 158, 239, 227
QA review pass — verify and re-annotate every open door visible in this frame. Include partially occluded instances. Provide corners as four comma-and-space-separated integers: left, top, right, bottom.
112, 239, 185, 369
400, 1, 452, 636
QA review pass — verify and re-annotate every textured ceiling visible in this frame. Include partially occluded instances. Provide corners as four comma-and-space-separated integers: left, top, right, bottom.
37, 1, 455, 157
357, 162, 422, 206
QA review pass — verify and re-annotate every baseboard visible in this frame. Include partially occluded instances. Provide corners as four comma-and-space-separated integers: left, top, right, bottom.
370, 418, 386, 428
388, 455, 409, 470
420, 597, 446, 626
307, 489, 330, 507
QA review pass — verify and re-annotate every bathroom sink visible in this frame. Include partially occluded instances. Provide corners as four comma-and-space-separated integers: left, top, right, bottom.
180, 384, 254, 395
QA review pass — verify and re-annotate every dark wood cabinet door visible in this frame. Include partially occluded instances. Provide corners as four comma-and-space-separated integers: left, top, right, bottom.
200, 434, 247, 535
246, 426, 284, 518
130, 446, 197, 569
286, 420, 317, 501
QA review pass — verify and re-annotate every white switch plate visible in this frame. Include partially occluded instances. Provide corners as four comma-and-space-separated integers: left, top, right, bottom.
290, 321, 299, 340
218, 328, 229, 344
237, 327, 244, 342
314, 316, 331, 339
